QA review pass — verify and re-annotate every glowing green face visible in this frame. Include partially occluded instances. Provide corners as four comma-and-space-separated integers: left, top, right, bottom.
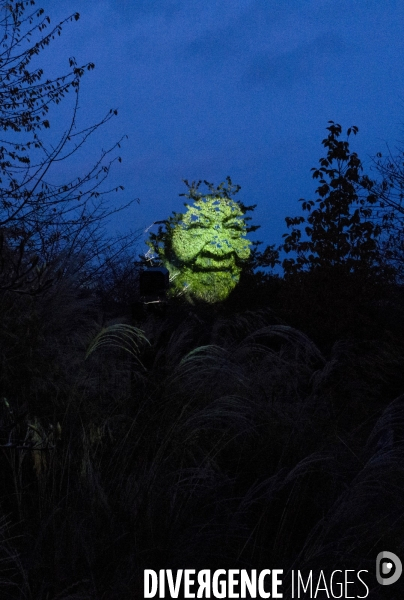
165, 197, 251, 302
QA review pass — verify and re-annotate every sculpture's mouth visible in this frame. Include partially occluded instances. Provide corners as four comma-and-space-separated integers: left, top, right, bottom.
192, 253, 237, 271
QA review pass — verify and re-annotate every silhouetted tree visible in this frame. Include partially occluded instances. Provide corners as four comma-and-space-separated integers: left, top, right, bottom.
0, 0, 138, 295
373, 146, 404, 280
278, 123, 397, 345
281, 122, 389, 280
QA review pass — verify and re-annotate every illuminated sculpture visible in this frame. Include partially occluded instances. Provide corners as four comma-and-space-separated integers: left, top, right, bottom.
147, 181, 252, 303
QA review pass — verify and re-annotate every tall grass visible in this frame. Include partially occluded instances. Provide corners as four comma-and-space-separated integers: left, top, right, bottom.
1, 290, 403, 598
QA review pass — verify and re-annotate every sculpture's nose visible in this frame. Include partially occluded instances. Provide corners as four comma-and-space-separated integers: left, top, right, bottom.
205, 225, 233, 256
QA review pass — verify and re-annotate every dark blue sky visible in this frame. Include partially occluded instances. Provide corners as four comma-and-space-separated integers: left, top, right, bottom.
38, 0, 404, 257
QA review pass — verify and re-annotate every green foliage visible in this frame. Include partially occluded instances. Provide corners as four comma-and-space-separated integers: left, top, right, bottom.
147, 178, 253, 302
281, 122, 386, 277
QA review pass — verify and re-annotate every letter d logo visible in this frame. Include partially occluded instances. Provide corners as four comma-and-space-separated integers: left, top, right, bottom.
376, 551, 402, 585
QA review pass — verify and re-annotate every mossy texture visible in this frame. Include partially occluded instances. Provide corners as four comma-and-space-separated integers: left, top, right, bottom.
150, 197, 251, 302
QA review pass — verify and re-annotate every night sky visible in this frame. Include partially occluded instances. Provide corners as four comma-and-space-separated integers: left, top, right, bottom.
37, 0, 404, 257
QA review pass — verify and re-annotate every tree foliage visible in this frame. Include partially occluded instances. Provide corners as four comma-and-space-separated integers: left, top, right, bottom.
281, 122, 387, 278
0, 0, 138, 295
372, 146, 404, 280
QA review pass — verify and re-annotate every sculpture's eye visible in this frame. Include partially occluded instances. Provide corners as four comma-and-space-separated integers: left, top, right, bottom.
225, 218, 242, 229
187, 218, 210, 232
224, 219, 243, 237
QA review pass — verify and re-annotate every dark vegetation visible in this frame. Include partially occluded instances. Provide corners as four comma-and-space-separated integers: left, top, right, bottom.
1, 2, 404, 599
